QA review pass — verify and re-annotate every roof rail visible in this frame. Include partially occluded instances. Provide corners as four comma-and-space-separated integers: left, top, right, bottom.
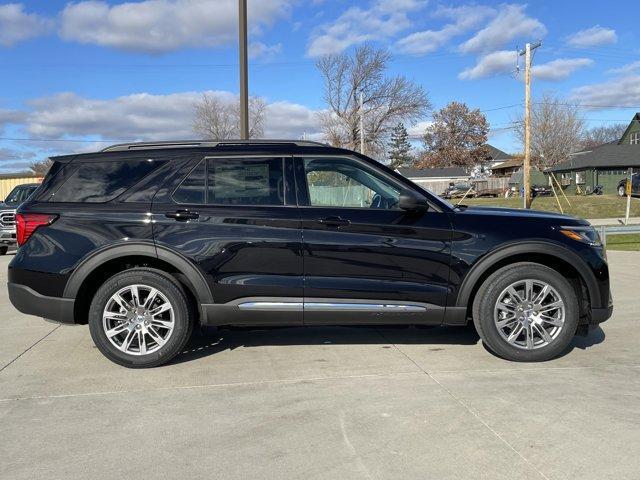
100, 139, 327, 152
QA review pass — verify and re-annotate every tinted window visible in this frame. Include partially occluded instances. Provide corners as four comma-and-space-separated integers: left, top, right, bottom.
208, 158, 284, 206
304, 157, 400, 209
52, 159, 160, 203
5, 185, 39, 205
173, 161, 205, 204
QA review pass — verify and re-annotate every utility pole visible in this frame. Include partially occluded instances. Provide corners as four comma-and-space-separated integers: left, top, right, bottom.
238, 0, 249, 140
519, 41, 541, 209
359, 92, 365, 154
625, 167, 633, 225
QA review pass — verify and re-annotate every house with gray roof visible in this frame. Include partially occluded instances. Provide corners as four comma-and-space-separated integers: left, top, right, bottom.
546, 113, 640, 194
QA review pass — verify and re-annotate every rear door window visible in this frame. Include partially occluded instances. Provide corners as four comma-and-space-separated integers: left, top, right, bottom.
172, 157, 285, 206
51, 159, 161, 203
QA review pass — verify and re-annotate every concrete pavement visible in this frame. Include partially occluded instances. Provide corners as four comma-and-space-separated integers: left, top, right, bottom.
1, 252, 639, 480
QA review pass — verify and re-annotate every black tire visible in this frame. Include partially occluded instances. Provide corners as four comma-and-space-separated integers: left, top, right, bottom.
472, 262, 579, 362
88, 268, 194, 368
0, 246, 7, 255
618, 185, 626, 197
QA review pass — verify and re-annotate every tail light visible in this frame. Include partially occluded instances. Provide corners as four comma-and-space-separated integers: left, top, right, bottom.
16, 213, 57, 246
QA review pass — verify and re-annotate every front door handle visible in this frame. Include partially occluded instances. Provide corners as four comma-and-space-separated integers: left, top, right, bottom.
318, 216, 351, 227
165, 209, 199, 221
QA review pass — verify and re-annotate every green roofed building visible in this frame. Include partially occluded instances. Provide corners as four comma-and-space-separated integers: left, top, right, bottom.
546, 113, 640, 194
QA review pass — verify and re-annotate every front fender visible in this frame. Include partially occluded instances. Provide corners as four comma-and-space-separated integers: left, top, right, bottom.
455, 240, 603, 308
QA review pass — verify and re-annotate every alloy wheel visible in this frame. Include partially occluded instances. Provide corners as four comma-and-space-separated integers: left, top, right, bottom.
102, 284, 175, 355
494, 279, 565, 350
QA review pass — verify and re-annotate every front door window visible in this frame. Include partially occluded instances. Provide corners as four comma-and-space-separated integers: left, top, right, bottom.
303, 157, 400, 210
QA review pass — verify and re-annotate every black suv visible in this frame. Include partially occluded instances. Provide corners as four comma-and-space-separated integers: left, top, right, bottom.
8, 140, 612, 367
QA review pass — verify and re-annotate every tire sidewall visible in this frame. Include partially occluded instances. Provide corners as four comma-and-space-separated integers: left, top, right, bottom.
88, 269, 192, 368
475, 263, 579, 362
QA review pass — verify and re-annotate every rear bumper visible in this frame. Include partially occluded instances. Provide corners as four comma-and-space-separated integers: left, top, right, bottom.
7, 282, 75, 324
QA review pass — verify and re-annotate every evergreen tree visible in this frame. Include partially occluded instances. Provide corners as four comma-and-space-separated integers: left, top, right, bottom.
388, 123, 413, 169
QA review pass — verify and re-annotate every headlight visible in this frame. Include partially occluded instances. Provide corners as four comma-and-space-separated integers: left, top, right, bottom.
558, 226, 602, 247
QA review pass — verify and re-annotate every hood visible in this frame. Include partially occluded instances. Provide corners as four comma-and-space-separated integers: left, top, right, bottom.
458, 205, 588, 225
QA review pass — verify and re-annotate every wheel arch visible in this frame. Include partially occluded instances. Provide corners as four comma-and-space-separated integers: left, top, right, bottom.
64, 242, 212, 324
456, 241, 600, 319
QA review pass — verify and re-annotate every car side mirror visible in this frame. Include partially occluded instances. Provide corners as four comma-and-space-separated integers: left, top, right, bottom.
398, 190, 428, 212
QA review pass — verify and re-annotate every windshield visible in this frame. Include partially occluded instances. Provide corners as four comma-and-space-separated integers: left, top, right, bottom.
4, 184, 38, 205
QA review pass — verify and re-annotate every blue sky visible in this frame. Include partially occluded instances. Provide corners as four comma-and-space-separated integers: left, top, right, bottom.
1, 0, 639, 171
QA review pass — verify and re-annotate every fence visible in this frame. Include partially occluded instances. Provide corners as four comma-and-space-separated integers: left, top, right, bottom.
473, 177, 510, 191
0, 175, 42, 200
599, 225, 640, 246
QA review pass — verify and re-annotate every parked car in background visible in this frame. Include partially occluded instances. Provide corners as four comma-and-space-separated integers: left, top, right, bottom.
8, 140, 612, 367
0, 183, 40, 255
441, 182, 475, 199
531, 185, 552, 197
617, 173, 639, 196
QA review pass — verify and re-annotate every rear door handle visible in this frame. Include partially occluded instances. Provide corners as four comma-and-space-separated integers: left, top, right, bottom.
318, 216, 351, 227
165, 209, 199, 221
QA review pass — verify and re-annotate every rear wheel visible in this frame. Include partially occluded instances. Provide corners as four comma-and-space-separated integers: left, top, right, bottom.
618, 185, 626, 197
88, 268, 194, 368
0, 246, 7, 255
473, 262, 579, 362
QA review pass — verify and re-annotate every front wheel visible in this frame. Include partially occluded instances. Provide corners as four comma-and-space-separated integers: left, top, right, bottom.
88, 268, 194, 368
472, 262, 579, 362
0, 246, 7, 255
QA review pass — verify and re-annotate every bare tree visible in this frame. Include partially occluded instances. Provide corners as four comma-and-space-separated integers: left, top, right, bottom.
316, 44, 430, 158
418, 102, 489, 172
30, 159, 53, 176
580, 123, 627, 150
193, 93, 266, 139
514, 93, 585, 168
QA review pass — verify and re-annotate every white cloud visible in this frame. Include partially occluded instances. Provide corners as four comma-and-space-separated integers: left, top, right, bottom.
532, 58, 593, 81
249, 42, 282, 60
459, 50, 515, 80
459, 4, 545, 54
22, 91, 322, 141
407, 120, 432, 138
566, 26, 617, 48
606, 60, 640, 75
570, 75, 640, 108
60, 0, 294, 54
396, 5, 494, 55
0, 3, 52, 47
307, 0, 426, 56
264, 101, 322, 138
0, 108, 27, 127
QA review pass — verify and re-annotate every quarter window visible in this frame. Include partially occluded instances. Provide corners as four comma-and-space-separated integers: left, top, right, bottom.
51, 159, 161, 203
173, 161, 205, 204
303, 157, 401, 209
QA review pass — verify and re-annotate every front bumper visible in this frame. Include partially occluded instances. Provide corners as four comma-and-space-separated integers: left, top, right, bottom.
0, 229, 16, 246
591, 303, 613, 324
8, 282, 75, 324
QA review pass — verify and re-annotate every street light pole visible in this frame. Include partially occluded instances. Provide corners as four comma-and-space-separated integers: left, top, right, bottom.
238, 0, 249, 140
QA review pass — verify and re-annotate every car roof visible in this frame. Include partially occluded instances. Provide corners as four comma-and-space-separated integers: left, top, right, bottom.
50, 140, 350, 162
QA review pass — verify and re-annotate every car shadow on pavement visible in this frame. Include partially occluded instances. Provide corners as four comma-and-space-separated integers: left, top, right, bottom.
478, 325, 606, 361
568, 326, 606, 351
172, 324, 606, 366
170, 324, 481, 365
